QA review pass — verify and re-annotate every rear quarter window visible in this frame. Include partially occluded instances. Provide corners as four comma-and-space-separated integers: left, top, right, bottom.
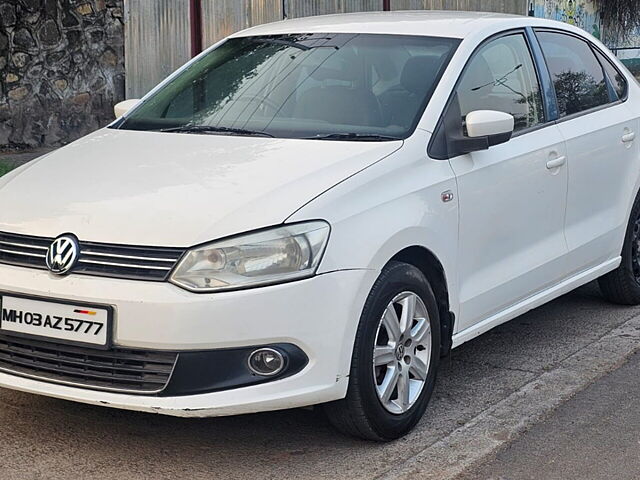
593, 48, 628, 100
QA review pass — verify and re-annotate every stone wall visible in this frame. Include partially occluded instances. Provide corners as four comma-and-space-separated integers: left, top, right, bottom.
0, 0, 124, 149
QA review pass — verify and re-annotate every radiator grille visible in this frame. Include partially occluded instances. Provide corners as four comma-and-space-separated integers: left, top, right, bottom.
0, 335, 178, 393
0, 231, 185, 281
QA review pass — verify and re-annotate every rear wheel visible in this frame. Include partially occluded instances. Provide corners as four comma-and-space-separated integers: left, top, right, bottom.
323, 261, 440, 441
599, 193, 640, 305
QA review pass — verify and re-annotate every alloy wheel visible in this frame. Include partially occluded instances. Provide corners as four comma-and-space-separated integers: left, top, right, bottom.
372, 291, 431, 414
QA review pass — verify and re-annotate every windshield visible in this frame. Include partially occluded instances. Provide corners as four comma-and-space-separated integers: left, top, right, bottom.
115, 33, 459, 140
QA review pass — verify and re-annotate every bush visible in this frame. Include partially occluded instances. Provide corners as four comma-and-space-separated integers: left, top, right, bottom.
597, 0, 640, 43
0, 163, 14, 177
621, 58, 640, 81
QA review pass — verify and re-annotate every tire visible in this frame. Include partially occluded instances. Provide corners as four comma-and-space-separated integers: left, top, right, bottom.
323, 261, 441, 441
598, 192, 640, 305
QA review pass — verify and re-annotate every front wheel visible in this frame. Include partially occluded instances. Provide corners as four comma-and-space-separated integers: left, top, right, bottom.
323, 261, 440, 441
599, 193, 640, 305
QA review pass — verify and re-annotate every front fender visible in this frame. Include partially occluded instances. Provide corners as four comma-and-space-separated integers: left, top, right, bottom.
287, 131, 460, 319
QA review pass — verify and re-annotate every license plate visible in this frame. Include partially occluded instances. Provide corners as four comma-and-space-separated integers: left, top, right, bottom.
0, 294, 111, 348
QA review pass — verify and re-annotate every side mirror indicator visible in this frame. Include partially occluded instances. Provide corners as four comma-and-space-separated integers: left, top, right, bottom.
113, 99, 141, 118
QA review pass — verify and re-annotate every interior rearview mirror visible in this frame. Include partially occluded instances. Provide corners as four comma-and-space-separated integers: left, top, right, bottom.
114, 99, 141, 118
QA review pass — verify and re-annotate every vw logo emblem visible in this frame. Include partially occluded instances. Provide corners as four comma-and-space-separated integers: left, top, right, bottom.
46, 234, 79, 275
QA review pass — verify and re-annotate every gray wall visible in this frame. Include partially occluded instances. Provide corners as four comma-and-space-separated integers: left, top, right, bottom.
199, 0, 385, 53
125, 0, 528, 99
0, 0, 125, 149
390, 0, 526, 14
285, 0, 382, 18
200, 0, 283, 52
124, 0, 190, 98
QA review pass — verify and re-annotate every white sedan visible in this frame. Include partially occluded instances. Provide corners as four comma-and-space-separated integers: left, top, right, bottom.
0, 11, 638, 441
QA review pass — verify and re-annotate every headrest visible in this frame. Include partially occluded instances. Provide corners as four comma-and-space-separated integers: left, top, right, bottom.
400, 55, 442, 94
309, 66, 353, 82
459, 56, 494, 94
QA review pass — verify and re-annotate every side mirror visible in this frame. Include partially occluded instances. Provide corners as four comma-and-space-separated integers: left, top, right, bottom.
113, 99, 141, 118
466, 110, 514, 139
449, 110, 514, 156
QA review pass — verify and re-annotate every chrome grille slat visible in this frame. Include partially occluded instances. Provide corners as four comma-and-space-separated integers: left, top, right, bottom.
82, 250, 177, 262
0, 248, 46, 258
0, 231, 185, 282
0, 240, 48, 250
0, 335, 178, 393
78, 259, 173, 271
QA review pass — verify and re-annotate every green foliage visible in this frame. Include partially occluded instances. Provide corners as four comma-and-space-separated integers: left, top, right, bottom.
0, 162, 14, 177
621, 58, 640, 81
596, 0, 640, 43
552, 70, 609, 116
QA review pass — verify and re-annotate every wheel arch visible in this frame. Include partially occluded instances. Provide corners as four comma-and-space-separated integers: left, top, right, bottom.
388, 245, 455, 356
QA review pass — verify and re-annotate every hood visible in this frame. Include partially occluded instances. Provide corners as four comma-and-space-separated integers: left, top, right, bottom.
0, 128, 401, 247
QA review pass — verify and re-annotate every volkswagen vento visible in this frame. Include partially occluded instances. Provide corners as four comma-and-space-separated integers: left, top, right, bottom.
1, 11, 638, 440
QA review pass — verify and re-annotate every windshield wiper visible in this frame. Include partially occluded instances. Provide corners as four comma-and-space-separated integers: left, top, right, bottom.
302, 133, 402, 141
255, 38, 311, 50
255, 38, 340, 51
159, 125, 274, 137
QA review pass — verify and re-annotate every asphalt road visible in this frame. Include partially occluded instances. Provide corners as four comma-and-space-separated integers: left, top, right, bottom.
460, 349, 640, 480
0, 281, 638, 479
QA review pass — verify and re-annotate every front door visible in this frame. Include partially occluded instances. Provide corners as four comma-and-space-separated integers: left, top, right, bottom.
446, 32, 569, 332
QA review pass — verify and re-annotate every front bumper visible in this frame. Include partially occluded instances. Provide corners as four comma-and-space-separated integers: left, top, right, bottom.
0, 263, 377, 416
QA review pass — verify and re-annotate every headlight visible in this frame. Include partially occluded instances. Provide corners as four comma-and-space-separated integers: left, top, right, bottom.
170, 221, 330, 292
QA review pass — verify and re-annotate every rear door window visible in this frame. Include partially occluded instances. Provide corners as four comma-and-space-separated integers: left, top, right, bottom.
536, 31, 609, 117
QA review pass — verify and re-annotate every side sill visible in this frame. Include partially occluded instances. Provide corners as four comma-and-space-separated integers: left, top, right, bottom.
451, 257, 621, 349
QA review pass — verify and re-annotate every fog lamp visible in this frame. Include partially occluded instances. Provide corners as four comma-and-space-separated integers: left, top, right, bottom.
248, 348, 285, 376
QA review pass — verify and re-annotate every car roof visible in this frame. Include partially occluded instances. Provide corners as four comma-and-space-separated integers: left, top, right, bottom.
230, 10, 576, 40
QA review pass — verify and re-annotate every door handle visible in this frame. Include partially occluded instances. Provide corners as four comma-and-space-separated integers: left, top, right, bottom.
546, 156, 566, 169
622, 132, 636, 143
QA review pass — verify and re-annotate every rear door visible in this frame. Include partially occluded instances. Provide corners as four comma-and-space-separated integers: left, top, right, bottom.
536, 30, 640, 274
440, 32, 569, 332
